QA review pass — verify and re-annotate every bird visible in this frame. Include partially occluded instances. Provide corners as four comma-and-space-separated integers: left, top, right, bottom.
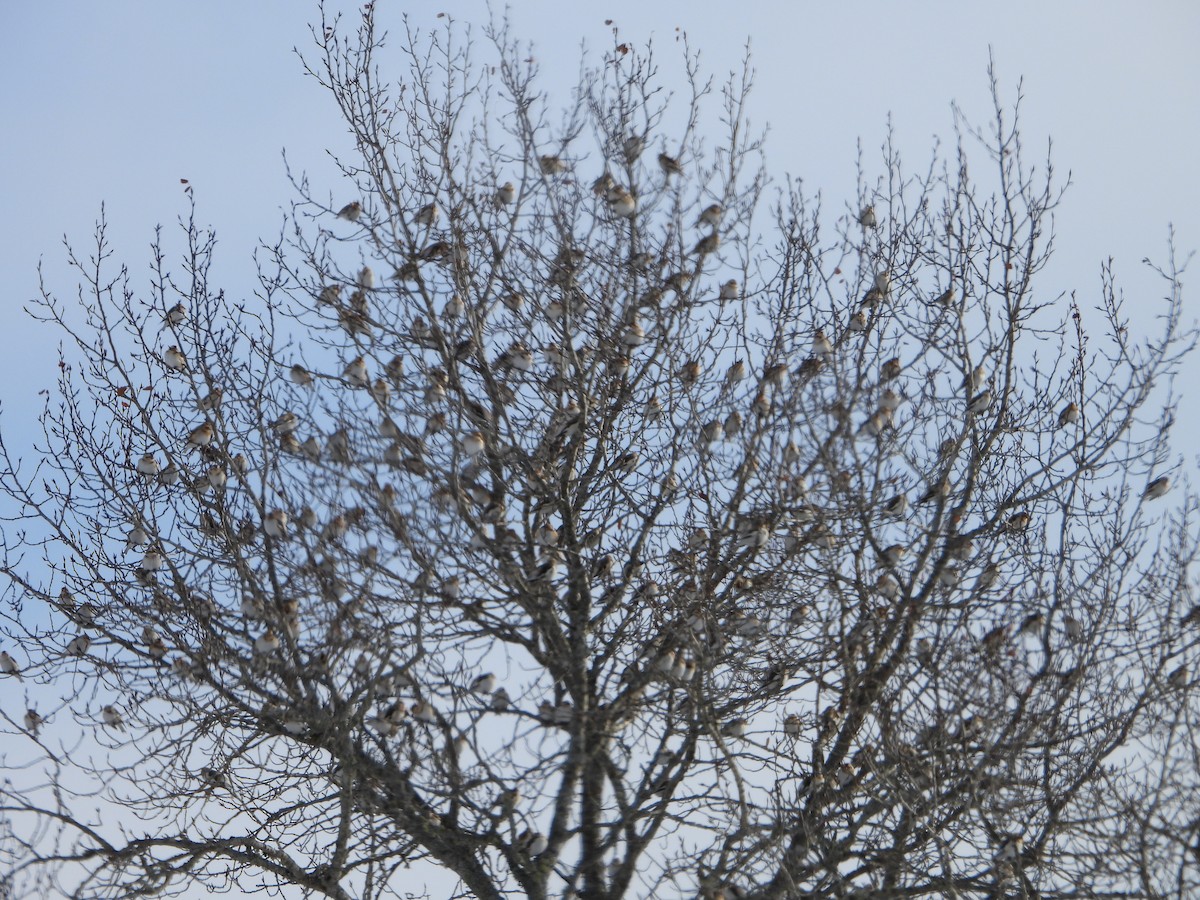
881, 357, 902, 381
847, 310, 868, 333
783, 713, 802, 737
874, 271, 892, 295
915, 477, 950, 506
965, 364, 987, 392
186, 422, 215, 448
342, 356, 370, 388
1006, 511, 1031, 533
494, 182, 515, 206
1144, 476, 1170, 500
271, 412, 299, 435
1063, 615, 1083, 642
127, 526, 152, 552
538, 155, 566, 175
263, 510, 289, 539
206, 466, 227, 490
692, 232, 719, 256
883, 494, 908, 518
967, 389, 993, 415
336, 201, 363, 222
720, 718, 748, 738
858, 206, 877, 228
101, 705, 125, 730
621, 322, 646, 347
164, 302, 187, 327
470, 672, 497, 694
66, 634, 91, 657
289, 364, 313, 387
197, 388, 223, 413
658, 152, 683, 178
491, 688, 511, 712
461, 432, 486, 458
517, 830, 549, 856
1019, 612, 1045, 636
697, 203, 723, 227
881, 544, 907, 566
1168, 664, 1189, 688
135, 453, 160, 478
412, 701, 438, 724
606, 187, 637, 218
0, 650, 21, 679
162, 346, 187, 372
932, 286, 956, 307
414, 202, 440, 226
1058, 402, 1080, 427
254, 630, 280, 655
811, 329, 833, 358
719, 279, 740, 302
24, 708, 44, 736
622, 134, 645, 161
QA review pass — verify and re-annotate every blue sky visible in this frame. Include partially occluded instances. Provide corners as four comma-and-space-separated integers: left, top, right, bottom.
1, 1, 1198, 896
3, 1, 1198, 450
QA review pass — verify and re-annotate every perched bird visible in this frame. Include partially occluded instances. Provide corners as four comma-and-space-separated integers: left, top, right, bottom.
164, 302, 187, 327
932, 286, 955, 307
623, 134, 645, 161
1058, 402, 1080, 427
101, 705, 125, 730
461, 432, 486, 458
783, 713, 802, 737
494, 182, 515, 206
847, 310, 868, 333
126, 524, 149, 550
289, 364, 313, 387
965, 364, 987, 392
538, 155, 566, 175
342, 356, 370, 388
697, 203, 723, 227
186, 422, 215, 448
336, 201, 363, 222
66, 634, 91, 657
966, 389, 993, 416
811, 329, 833, 358
720, 718, 748, 738
1144, 476, 1170, 500
657, 152, 683, 178
197, 388, 223, 413
491, 687, 511, 712
412, 701, 438, 724
1063, 615, 1083, 642
915, 477, 950, 506
263, 510, 289, 539
162, 346, 187, 373
414, 202, 440, 226
24, 708, 44, 736
883, 493, 908, 518
874, 271, 892, 295
1168, 664, 1189, 688
857, 205, 877, 228
881, 357, 902, 381
606, 187, 637, 218
881, 544, 907, 566
271, 412, 299, 435
136, 453, 160, 478
0, 650, 21, 679
254, 630, 280, 655
517, 830, 549, 856
692, 232, 720, 256
470, 672, 497, 694
719, 279, 740, 302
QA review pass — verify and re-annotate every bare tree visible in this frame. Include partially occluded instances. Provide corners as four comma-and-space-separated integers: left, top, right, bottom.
2, 6, 1198, 899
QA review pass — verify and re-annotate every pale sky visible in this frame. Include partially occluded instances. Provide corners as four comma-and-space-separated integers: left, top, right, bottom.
2, 1, 1198, 897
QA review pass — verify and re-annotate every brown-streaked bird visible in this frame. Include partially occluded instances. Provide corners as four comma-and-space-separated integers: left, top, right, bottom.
623, 134, 645, 161
881, 544, 907, 566
847, 310, 868, 333
461, 432, 486, 458
697, 203, 723, 228
720, 718, 748, 738
858, 205, 877, 228
162, 346, 187, 372
336, 201, 362, 222
24, 708, 44, 735
1144, 476, 1169, 500
0, 650, 21, 680
965, 364, 987, 392
883, 493, 908, 518
289, 364, 313, 387
606, 186, 637, 218
197, 388, 222, 412
494, 182, 515, 206
271, 411, 299, 435
692, 232, 720, 256
539, 155, 567, 175
874, 270, 892, 295
413, 202, 440, 227
719, 279, 740, 302
263, 510, 289, 539
342, 356, 369, 388
932, 285, 955, 307
101, 705, 125, 730
136, 453, 160, 478
658, 152, 682, 178
966, 389, 993, 415
811, 328, 833, 359
1058, 402, 1080, 427
254, 630, 280, 655
881, 357, 902, 381
1005, 511, 1030, 533
164, 302, 187, 327
1018, 612, 1045, 637
186, 422, 215, 448
915, 477, 950, 506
